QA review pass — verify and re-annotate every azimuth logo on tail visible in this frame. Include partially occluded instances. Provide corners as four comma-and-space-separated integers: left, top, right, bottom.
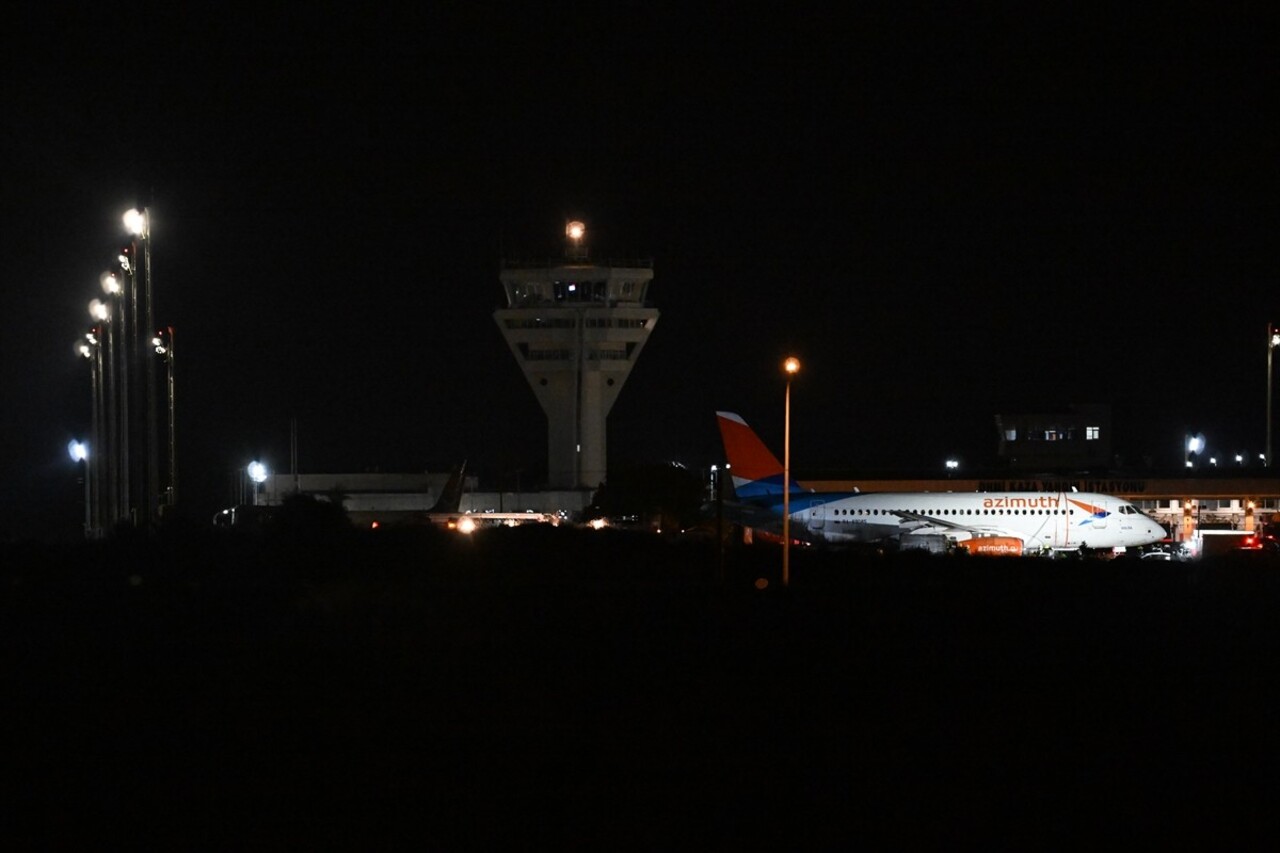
1068, 498, 1111, 523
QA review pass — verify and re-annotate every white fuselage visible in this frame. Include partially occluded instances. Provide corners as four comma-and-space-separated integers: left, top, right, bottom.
778, 491, 1166, 551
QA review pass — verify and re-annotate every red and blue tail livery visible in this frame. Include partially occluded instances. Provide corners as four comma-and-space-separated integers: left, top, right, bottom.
716, 411, 808, 499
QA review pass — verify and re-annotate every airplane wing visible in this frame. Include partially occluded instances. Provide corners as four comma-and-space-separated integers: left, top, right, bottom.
891, 510, 1023, 541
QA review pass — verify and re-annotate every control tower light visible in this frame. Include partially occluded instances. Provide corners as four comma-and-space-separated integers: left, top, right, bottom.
565, 220, 587, 261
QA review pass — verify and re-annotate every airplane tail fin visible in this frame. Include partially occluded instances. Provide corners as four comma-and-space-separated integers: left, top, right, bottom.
716, 412, 806, 500
429, 461, 467, 513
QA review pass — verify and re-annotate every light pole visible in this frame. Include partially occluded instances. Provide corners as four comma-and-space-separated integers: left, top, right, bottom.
1185, 433, 1203, 470
782, 356, 800, 588
69, 208, 164, 532
125, 208, 159, 522
68, 440, 90, 538
89, 297, 119, 526
153, 327, 176, 512
101, 270, 132, 524
1268, 324, 1280, 468
78, 330, 103, 537
712, 464, 727, 582
248, 461, 268, 507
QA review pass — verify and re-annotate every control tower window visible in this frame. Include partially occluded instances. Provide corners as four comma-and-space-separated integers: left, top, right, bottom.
511, 283, 541, 306
554, 281, 582, 302
553, 280, 607, 303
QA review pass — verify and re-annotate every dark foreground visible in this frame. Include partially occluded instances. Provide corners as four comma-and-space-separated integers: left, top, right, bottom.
4, 525, 1280, 846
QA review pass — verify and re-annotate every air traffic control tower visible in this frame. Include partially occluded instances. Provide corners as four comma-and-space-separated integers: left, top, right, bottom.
494, 222, 659, 490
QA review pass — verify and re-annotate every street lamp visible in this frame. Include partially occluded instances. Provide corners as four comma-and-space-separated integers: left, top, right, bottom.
89, 297, 123, 526
68, 440, 90, 537
78, 331, 103, 537
125, 209, 159, 523
1185, 433, 1204, 469
153, 327, 176, 512
945, 458, 960, 477
710, 463, 730, 582
1268, 324, 1280, 467
782, 356, 801, 588
247, 461, 268, 507
123, 208, 148, 237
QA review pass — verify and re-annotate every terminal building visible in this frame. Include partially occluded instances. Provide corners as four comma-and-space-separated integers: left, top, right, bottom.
994, 404, 1112, 472
243, 469, 587, 528
809, 404, 1280, 542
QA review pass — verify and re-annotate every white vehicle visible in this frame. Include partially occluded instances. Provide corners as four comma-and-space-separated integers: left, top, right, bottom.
717, 411, 1167, 554
1189, 529, 1262, 560
442, 511, 561, 534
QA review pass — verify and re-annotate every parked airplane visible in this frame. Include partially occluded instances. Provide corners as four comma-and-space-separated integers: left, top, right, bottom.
715, 411, 1167, 554
355, 461, 472, 529
427, 460, 469, 517
424, 461, 560, 532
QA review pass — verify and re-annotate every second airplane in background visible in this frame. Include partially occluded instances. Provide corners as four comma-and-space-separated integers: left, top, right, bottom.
716, 411, 1167, 554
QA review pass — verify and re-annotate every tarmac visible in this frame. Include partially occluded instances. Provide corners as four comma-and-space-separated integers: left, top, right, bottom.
4, 523, 1280, 847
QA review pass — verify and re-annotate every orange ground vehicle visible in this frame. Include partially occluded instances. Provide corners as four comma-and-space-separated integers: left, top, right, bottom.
959, 537, 1024, 557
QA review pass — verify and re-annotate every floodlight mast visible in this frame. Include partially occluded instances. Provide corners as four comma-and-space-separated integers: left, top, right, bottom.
104, 265, 132, 525
153, 327, 177, 511
90, 298, 121, 526
68, 440, 90, 536
1268, 323, 1280, 468
69, 206, 166, 533
78, 330, 105, 537
247, 461, 268, 507
122, 208, 160, 524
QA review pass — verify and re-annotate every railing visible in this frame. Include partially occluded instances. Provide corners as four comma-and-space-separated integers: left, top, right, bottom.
500, 257, 654, 269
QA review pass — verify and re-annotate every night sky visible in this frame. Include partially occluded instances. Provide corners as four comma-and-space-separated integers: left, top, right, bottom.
3, 7, 1275, 538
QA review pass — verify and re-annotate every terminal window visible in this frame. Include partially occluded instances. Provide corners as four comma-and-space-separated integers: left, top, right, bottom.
1086, 426, 1100, 440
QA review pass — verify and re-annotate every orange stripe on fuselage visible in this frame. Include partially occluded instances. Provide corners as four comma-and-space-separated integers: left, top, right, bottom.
1067, 498, 1106, 516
